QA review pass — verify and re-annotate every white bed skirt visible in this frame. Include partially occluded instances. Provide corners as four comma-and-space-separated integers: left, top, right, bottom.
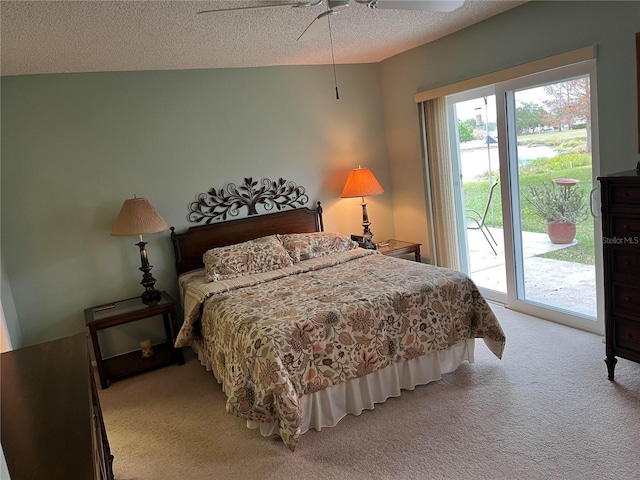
192, 338, 475, 438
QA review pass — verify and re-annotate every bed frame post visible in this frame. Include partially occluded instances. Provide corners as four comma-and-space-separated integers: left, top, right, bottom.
170, 227, 182, 274
317, 201, 324, 232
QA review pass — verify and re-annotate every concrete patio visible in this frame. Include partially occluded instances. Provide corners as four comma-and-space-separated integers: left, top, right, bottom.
467, 226, 597, 318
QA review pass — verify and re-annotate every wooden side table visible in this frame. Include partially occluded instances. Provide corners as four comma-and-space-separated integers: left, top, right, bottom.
85, 291, 184, 389
376, 239, 422, 262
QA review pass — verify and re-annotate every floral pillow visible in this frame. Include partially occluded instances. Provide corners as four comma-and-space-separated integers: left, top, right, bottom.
203, 235, 294, 282
278, 232, 357, 262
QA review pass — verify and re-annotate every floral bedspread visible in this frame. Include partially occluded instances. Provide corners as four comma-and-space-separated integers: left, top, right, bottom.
175, 250, 505, 450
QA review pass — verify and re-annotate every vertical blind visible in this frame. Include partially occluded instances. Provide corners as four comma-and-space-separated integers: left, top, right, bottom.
423, 97, 459, 270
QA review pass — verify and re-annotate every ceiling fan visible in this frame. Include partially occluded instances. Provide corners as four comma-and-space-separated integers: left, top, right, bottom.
197, 1, 465, 97
198, 1, 465, 42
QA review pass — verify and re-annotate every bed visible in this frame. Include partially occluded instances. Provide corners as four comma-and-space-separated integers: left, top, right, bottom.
171, 203, 505, 451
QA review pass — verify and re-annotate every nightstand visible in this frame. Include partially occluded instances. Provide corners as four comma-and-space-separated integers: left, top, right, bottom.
376, 239, 422, 262
85, 291, 184, 389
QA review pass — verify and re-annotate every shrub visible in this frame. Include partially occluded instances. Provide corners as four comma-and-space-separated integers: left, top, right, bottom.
527, 181, 589, 224
522, 152, 591, 175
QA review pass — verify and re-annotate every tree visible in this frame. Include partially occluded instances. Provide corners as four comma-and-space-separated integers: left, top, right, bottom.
457, 118, 476, 142
516, 101, 546, 134
543, 77, 591, 152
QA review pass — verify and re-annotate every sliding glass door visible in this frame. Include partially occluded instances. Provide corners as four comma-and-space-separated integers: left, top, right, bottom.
449, 60, 604, 334
448, 88, 506, 301
496, 61, 603, 333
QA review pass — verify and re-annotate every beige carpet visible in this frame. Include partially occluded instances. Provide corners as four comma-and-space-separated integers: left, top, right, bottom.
98, 304, 640, 480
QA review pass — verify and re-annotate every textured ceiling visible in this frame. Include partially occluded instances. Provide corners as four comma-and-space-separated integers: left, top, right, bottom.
1, 0, 527, 76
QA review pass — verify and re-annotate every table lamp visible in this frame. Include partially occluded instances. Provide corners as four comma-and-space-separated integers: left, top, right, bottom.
341, 166, 384, 249
111, 196, 169, 304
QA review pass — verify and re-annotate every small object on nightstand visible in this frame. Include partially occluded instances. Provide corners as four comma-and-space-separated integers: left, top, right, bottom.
139, 339, 154, 358
94, 303, 115, 312
351, 234, 376, 250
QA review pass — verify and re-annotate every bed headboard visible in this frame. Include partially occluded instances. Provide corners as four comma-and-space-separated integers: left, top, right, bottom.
170, 202, 323, 276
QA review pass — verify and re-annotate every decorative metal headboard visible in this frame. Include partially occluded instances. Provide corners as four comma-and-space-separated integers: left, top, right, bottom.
188, 177, 309, 224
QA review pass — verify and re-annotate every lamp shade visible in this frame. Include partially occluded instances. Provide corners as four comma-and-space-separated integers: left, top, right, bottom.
111, 197, 169, 236
340, 167, 384, 198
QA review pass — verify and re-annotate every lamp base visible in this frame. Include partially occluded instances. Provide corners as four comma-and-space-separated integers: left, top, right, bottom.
359, 201, 376, 249
136, 240, 162, 305
141, 288, 162, 305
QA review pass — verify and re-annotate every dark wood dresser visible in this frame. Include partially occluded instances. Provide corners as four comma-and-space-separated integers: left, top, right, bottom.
599, 169, 640, 380
1, 333, 114, 479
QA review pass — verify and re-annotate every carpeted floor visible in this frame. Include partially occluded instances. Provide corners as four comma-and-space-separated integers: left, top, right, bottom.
98, 304, 640, 480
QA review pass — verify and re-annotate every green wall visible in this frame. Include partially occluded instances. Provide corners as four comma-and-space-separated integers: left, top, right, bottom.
380, 0, 640, 258
1, 64, 395, 353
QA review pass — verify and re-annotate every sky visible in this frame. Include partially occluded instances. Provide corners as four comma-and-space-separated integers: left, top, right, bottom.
454, 86, 550, 122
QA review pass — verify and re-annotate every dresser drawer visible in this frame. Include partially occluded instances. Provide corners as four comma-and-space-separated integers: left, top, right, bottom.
609, 184, 640, 206
610, 247, 640, 278
614, 317, 640, 352
610, 216, 640, 239
612, 283, 640, 316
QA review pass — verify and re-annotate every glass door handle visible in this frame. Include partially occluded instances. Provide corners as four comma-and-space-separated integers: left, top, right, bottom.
590, 186, 600, 218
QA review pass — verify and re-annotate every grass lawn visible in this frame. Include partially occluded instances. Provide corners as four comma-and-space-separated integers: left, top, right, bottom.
516, 128, 587, 148
463, 144, 595, 265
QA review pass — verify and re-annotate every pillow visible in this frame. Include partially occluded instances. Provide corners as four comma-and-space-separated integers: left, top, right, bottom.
278, 232, 357, 262
203, 235, 294, 282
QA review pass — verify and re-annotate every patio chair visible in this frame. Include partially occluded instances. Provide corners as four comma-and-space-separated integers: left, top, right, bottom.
466, 181, 499, 255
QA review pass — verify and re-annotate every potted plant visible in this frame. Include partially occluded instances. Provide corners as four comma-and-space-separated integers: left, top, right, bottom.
527, 180, 589, 244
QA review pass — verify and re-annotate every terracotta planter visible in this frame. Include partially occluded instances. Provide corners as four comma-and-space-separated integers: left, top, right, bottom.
547, 221, 576, 244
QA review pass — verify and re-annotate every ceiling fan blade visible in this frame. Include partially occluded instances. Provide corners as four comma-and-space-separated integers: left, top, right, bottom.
198, 2, 311, 15
297, 10, 336, 42
370, 0, 464, 12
